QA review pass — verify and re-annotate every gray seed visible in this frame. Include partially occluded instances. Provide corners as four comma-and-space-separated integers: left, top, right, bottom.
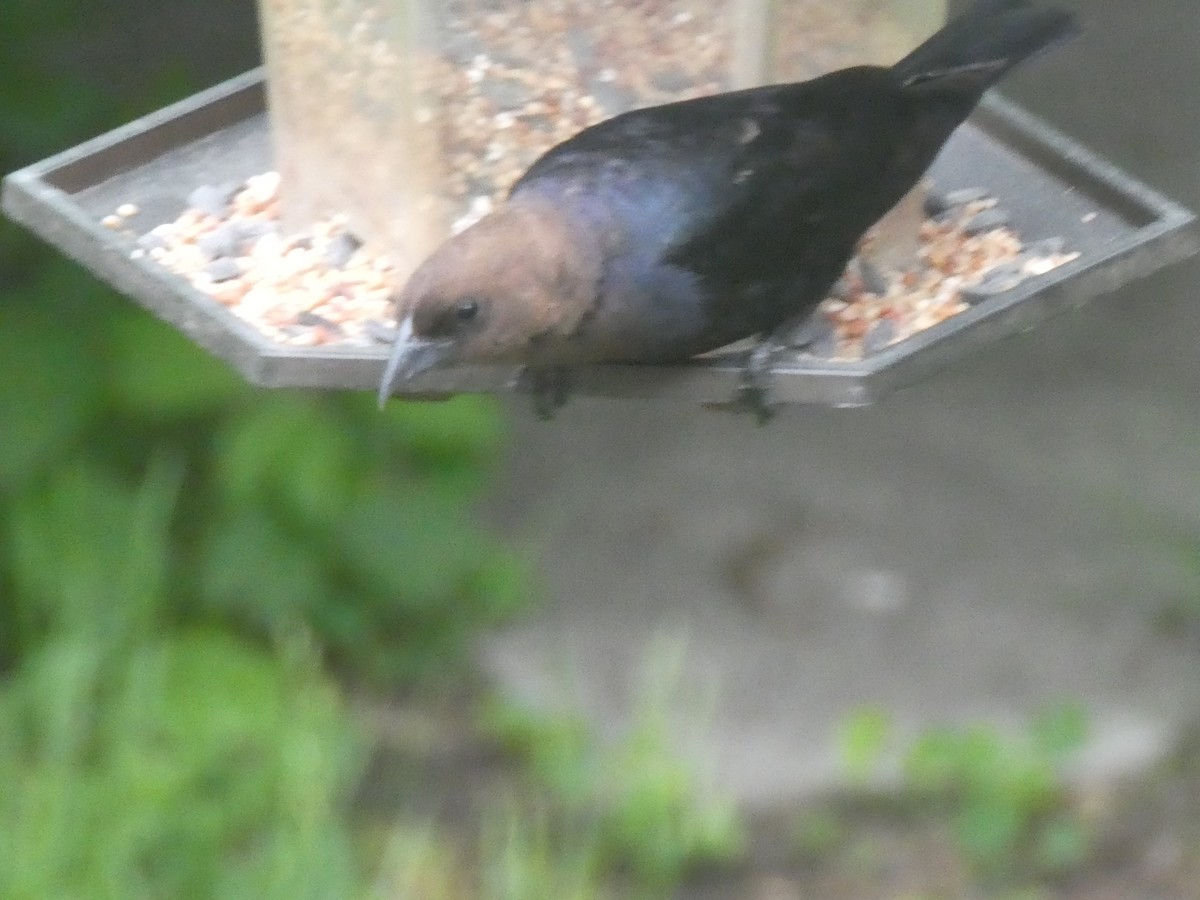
944, 186, 993, 207
925, 186, 995, 217
923, 186, 950, 217
827, 276, 852, 300
442, 30, 485, 66
197, 223, 242, 260
466, 174, 495, 196
522, 113, 557, 133
649, 68, 694, 94
296, 311, 341, 332
855, 257, 891, 296
962, 206, 1011, 236
565, 27, 597, 71
961, 261, 1026, 302
187, 183, 238, 218
204, 257, 242, 283
792, 316, 839, 357
234, 219, 278, 244
480, 78, 533, 110
136, 231, 168, 252
325, 232, 363, 268
588, 80, 638, 116
364, 319, 398, 344
1023, 236, 1066, 257
862, 318, 896, 355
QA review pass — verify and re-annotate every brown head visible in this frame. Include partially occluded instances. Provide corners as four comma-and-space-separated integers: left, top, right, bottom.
377, 199, 601, 405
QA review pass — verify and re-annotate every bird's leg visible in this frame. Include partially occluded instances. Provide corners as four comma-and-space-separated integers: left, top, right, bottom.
735, 311, 823, 424
736, 338, 778, 425
517, 366, 573, 420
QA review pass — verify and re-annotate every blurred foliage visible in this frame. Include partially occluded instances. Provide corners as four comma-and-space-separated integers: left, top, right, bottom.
902, 704, 1093, 882
0, 267, 526, 683
481, 645, 745, 894
367, 806, 611, 900
0, 460, 368, 899
837, 705, 892, 786
0, 2, 529, 895
0, 296, 526, 683
0, 3, 528, 686
474, 803, 609, 900
828, 704, 1094, 886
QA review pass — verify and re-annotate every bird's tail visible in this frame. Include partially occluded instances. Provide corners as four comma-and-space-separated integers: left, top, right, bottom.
893, 0, 1079, 94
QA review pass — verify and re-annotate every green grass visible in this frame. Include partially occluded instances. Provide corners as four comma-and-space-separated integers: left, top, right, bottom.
367, 804, 611, 900
0, 290, 528, 686
480, 643, 746, 895
902, 705, 1092, 881
0, 462, 368, 900
812, 704, 1095, 887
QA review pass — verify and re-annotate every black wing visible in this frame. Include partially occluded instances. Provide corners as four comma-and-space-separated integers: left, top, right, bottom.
515, 68, 932, 299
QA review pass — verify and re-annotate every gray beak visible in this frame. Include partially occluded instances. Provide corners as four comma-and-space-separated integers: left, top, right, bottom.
377, 316, 454, 408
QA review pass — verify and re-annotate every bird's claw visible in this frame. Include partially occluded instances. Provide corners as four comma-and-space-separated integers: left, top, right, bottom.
734, 376, 777, 425
517, 366, 572, 420
732, 339, 779, 425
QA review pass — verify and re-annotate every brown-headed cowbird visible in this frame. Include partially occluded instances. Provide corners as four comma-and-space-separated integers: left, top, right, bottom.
379, 0, 1078, 419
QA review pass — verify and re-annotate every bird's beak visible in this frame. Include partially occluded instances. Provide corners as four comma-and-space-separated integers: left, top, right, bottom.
377, 316, 454, 408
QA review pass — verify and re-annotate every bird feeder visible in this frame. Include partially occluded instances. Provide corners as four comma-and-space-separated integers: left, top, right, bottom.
255, 0, 951, 281
4, 0, 1197, 408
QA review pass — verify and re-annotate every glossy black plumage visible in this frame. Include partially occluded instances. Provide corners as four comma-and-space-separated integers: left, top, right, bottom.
380, 0, 1079, 415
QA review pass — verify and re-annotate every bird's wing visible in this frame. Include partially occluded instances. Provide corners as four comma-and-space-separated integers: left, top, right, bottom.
513, 71, 909, 292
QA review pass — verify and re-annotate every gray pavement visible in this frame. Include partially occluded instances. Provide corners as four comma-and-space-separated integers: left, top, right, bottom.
479, 0, 1200, 807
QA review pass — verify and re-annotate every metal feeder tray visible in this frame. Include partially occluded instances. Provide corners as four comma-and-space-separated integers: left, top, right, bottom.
4, 69, 1197, 408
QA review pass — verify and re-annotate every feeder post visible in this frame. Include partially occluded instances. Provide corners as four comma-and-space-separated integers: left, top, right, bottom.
731, 0, 777, 88
256, 0, 446, 284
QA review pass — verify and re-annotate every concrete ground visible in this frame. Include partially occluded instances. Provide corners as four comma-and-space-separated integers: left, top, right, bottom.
480, 0, 1200, 807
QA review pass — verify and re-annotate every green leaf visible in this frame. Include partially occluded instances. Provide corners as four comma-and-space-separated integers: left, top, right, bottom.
6, 458, 181, 644
480, 698, 594, 800
212, 395, 356, 525
477, 803, 604, 900
334, 484, 495, 609
1035, 817, 1091, 875
0, 303, 99, 488
467, 550, 538, 622
374, 394, 506, 472
0, 627, 365, 900
196, 509, 331, 631
838, 706, 891, 784
903, 726, 964, 793
106, 312, 244, 418
1030, 703, 1088, 761
954, 792, 1022, 874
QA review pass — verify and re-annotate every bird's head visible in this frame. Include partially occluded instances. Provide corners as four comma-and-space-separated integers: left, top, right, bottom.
377, 200, 600, 406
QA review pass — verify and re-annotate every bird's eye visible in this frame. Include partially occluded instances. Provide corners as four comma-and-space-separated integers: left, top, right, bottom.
454, 298, 481, 323
425, 297, 485, 338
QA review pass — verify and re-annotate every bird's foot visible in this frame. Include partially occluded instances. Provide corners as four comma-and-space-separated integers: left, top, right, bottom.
517, 366, 572, 420
734, 339, 779, 425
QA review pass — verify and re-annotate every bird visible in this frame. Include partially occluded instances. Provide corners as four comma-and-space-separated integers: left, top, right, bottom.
379, 0, 1079, 420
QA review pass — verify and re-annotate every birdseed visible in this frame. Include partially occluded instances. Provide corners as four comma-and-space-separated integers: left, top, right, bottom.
115, 175, 1078, 359
817, 194, 1079, 360
109, 0, 1079, 361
